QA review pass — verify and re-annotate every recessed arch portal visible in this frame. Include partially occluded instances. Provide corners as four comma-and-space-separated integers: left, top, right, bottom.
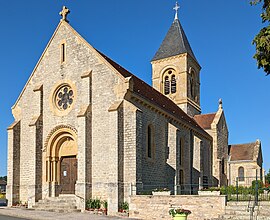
45, 126, 78, 194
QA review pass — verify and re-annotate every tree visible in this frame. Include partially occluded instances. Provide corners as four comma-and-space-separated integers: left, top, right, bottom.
251, 0, 270, 75
265, 169, 270, 184
0, 176, 7, 182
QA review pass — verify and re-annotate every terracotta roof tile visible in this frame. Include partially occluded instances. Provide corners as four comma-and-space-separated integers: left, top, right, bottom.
229, 142, 257, 161
97, 50, 211, 139
193, 113, 216, 129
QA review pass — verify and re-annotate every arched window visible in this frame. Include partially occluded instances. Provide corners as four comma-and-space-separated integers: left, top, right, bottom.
238, 167, 244, 181
147, 125, 153, 158
179, 138, 183, 166
221, 158, 225, 174
179, 169, 184, 185
164, 76, 170, 95
163, 69, 177, 95
190, 71, 196, 99
171, 75, 176, 94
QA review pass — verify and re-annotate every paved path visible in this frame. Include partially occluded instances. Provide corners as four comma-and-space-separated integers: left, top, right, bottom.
0, 207, 137, 220
0, 215, 29, 220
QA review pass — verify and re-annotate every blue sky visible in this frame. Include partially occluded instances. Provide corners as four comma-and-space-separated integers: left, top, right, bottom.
0, 0, 269, 176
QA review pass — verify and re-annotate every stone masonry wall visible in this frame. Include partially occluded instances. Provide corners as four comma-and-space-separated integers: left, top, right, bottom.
129, 195, 226, 220
128, 98, 193, 191
229, 161, 260, 186
11, 21, 127, 205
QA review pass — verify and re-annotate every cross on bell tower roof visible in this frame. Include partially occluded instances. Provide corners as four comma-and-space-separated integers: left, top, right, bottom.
59, 6, 70, 22
173, 2, 180, 20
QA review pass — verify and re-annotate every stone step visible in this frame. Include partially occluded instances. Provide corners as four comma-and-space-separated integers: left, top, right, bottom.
36, 200, 76, 205
34, 204, 77, 209
227, 201, 270, 206
34, 208, 81, 213
33, 195, 80, 213
225, 210, 252, 215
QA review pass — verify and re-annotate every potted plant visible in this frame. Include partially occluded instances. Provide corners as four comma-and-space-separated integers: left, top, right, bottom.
169, 208, 191, 220
152, 187, 171, 195
119, 201, 129, 217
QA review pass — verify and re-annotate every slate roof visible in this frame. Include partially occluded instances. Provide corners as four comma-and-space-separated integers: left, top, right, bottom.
152, 18, 197, 62
229, 142, 257, 161
97, 50, 211, 139
0, 180, 6, 185
194, 113, 216, 130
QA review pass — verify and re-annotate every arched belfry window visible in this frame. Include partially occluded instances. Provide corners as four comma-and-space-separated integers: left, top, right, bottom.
164, 76, 170, 95
190, 71, 196, 99
163, 69, 177, 95
171, 75, 176, 93
238, 167, 244, 182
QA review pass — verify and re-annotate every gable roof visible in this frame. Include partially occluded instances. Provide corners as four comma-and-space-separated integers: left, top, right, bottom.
194, 113, 216, 130
0, 179, 6, 185
152, 18, 197, 62
97, 51, 211, 139
229, 141, 259, 161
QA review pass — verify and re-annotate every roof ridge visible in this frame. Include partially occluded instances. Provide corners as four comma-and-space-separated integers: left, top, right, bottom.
230, 141, 257, 147
96, 49, 210, 139
194, 112, 216, 117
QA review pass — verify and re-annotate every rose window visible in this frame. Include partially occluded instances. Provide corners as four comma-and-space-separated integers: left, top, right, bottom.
55, 85, 74, 111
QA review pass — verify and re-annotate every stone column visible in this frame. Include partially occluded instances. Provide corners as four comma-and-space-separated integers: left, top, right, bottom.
27, 122, 37, 207
167, 123, 177, 193
123, 101, 141, 200
76, 106, 92, 211
7, 128, 14, 207
107, 103, 123, 215
6, 121, 21, 207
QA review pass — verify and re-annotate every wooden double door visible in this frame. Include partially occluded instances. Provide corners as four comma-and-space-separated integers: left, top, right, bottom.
60, 156, 77, 194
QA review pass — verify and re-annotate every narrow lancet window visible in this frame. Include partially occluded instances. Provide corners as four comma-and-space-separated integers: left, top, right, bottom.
61, 43, 66, 63
238, 167, 244, 181
164, 76, 170, 95
171, 75, 176, 93
147, 126, 152, 158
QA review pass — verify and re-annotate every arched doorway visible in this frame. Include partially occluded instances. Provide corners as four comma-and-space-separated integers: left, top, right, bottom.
45, 126, 78, 196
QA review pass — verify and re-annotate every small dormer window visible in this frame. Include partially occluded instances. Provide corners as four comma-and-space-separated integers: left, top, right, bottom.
163, 69, 177, 95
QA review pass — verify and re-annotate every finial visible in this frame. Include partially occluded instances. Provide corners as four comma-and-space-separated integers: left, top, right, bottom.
219, 98, 223, 109
59, 6, 70, 22
173, 2, 180, 20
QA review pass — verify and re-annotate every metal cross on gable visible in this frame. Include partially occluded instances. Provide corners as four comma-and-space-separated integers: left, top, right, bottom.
60, 6, 70, 22
173, 2, 180, 20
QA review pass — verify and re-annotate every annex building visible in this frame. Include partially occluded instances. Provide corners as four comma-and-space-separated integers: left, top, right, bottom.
7, 5, 264, 213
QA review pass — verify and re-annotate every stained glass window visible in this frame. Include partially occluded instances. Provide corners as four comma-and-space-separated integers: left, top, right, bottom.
55, 85, 74, 111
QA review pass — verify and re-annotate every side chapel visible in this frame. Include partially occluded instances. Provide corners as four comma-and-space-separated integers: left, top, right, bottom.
7, 4, 261, 213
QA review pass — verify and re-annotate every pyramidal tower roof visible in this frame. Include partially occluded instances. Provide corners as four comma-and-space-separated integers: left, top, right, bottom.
152, 15, 197, 62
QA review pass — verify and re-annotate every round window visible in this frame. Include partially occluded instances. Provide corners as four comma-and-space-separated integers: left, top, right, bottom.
55, 85, 74, 111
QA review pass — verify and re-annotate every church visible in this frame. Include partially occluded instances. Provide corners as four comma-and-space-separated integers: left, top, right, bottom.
6, 5, 263, 214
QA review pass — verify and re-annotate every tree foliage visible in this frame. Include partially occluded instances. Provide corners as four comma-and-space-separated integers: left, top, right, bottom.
265, 169, 270, 184
0, 176, 7, 182
251, 0, 270, 75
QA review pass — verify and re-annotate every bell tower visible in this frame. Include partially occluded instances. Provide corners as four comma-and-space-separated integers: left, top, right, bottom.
151, 2, 201, 117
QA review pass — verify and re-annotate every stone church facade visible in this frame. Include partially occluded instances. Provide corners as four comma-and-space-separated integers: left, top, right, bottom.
7, 7, 213, 212
6, 5, 263, 213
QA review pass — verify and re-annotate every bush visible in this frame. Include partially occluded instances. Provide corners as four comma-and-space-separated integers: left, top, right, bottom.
86, 198, 101, 209
120, 201, 129, 211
